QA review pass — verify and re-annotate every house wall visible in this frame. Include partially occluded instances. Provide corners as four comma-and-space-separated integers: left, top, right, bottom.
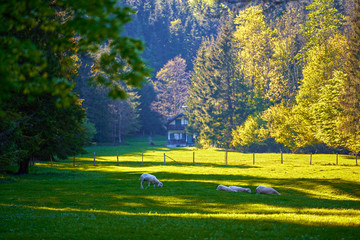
168, 130, 187, 140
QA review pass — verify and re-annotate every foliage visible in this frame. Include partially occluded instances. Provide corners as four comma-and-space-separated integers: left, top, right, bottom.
299, 0, 346, 55
0, 0, 150, 173
82, 117, 97, 144
231, 114, 269, 152
0, 121, 25, 171
233, 5, 274, 111
258, 0, 355, 153
293, 0, 348, 149
0, 0, 150, 108
152, 56, 191, 118
1, 94, 89, 174
268, 5, 304, 103
122, 0, 220, 73
263, 104, 299, 152
138, 82, 166, 135
311, 71, 346, 148
187, 16, 248, 148
108, 89, 142, 144
340, 0, 360, 153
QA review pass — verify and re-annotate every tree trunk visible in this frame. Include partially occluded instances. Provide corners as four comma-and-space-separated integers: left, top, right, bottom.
17, 157, 31, 174
118, 110, 122, 144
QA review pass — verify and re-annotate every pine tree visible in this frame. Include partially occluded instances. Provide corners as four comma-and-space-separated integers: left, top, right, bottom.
186, 38, 217, 146
2, 94, 88, 174
187, 16, 248, 147
138, 82, 165, 135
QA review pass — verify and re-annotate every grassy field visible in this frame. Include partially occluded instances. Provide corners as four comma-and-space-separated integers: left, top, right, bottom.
1, 136, 359, 239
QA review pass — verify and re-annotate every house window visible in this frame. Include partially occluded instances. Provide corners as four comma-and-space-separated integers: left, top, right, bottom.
174, 133, 180, 140
175, 119, 181, 126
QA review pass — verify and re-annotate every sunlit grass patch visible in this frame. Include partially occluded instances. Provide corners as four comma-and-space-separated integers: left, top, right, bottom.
1, 139, 360, 239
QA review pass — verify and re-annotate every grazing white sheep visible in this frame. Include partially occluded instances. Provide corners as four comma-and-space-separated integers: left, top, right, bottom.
256, 186, 280, 195
216, 184, 236, 192
229, 186, 251, 193
139, 173, 163, 189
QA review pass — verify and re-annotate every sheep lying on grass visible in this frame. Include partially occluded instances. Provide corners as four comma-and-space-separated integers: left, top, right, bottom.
216, 184, 236, 192
217, 184, 251, 193
139, 173, 163, 189
256, 186, 280, 195
229, 186, 251, 193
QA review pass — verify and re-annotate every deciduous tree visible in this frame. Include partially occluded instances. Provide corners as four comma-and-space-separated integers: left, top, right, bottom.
340, 0, 360, 153
233, 5, 274, 111
152, 56, 191, 117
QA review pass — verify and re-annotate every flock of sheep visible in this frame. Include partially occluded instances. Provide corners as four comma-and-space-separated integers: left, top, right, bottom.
139, 173, 281, 195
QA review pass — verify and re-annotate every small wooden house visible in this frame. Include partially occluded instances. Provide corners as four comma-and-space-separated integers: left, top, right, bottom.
166, 113, 194, 147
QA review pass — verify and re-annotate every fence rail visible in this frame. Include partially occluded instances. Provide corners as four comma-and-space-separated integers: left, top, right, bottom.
68, 151, 359, 168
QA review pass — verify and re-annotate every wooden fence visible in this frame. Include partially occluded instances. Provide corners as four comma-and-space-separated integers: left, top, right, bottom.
70, 151, 359, 167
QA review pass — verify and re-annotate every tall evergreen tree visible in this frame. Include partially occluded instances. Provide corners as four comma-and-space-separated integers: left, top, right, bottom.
187, 16, 248, 147
1, 94, 88, 174
186, 38, 217, 146
138, 82, 165, 135
122, 0, 219, 73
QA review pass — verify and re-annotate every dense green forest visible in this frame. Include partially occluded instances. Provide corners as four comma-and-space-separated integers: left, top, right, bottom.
76, 0, 358, 153
1, 0, 359, 173
186, 0, 360, 154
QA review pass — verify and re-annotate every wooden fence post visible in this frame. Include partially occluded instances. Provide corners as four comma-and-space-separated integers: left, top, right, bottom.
117, 151, 119, 166
281, 151, 283, 164
253, 153, 255, 165
73, 156, 75, 167
193, 152, 195, 166
310, 153, 312, 165
336, 154, 338, 165
51, 156, 53, 167
225, 150, 228, 165
164, 153, 166, 165
356, 154, 358, 166
93, 152, 96, 166
142, 153, 144, 164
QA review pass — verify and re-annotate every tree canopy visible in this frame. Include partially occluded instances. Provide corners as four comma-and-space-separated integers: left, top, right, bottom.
0, 0, 151, 173
0, 0, 151, 109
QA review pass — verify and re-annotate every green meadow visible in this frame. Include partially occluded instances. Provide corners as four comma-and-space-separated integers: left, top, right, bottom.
1, 136, 359, 239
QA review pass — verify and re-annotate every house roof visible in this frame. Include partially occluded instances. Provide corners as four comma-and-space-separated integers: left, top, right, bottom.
166, 112, 184, 125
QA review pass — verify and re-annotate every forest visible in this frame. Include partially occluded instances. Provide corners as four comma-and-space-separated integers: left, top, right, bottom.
1, 0, 359, 173
77, 0, 359, 153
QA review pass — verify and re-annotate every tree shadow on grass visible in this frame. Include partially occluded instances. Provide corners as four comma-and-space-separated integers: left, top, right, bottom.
2, 165, 360, 240
2, 204, 359, 239
68, 157, 260, 169
3, 165, 360, 225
